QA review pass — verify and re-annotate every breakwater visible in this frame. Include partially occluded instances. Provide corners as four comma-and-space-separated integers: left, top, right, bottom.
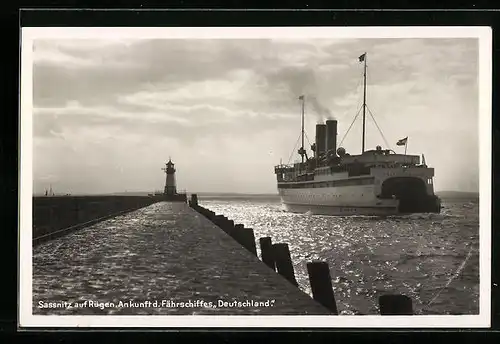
31, 193, 417, 316
188, 194, 414, 315
32, 201, 332, 315
33, 195, 159, 246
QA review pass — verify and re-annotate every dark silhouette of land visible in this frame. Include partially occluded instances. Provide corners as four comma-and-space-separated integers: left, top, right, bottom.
35, 190, 479, 199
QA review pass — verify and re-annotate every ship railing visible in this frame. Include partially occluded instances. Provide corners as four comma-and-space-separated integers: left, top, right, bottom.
275, 163, 295, 169
274, 165, 296, 174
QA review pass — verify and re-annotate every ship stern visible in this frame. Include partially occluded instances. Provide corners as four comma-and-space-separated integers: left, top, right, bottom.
379, 176, 442, 214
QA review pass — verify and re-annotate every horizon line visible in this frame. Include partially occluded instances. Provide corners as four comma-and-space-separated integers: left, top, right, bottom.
32, 190, 479, 196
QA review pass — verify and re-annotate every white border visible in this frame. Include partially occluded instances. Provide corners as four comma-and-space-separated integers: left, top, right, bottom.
19, 26, 492, 328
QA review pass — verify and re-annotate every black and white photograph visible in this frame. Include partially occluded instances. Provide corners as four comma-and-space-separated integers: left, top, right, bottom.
19, 26, 491, 328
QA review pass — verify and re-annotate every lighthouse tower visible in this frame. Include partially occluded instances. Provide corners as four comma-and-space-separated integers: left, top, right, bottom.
162, 158, 177, 196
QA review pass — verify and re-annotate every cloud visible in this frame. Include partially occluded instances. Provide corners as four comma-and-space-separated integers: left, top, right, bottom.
31, 37, 480, 194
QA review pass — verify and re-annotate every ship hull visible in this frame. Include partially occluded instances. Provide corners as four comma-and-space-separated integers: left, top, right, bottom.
282, 203, 399, 216
278, 184, 440, 216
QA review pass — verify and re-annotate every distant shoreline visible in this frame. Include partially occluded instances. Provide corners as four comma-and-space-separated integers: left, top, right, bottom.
33, 190, 478, 199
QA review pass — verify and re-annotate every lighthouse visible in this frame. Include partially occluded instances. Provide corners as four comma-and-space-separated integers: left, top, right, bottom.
162, 158, 177, 196
157, 157, 187, 202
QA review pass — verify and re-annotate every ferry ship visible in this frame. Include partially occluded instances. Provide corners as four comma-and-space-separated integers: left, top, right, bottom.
274, 53, 441, 216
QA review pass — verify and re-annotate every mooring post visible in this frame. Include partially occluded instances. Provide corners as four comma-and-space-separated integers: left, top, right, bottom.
222, 216, 230, 230
273, 243, 298, 287
213, 215, 225, 229
306, 261, 338, 314
223, 219, 235, 234
378, 295, 413, 315
241, 228, 257, 256
259, 237, 275, 271
207, 210, 215, 220
220, 217, 227, 231
213, 216, 233, 234
191, 194, 198, 207
233, 224, 244, 244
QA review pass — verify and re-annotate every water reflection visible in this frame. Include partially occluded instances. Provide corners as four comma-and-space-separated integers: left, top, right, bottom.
200, 197, 480, 315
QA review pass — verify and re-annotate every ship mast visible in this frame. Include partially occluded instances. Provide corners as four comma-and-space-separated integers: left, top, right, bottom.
361, 52, 367, 154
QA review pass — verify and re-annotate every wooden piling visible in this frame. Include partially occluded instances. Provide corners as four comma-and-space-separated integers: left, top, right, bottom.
223, 219, 235, 234
191, 194, 198, 206
213, 216, 233, 234
306, 261, 338, 314
213, 215, 225, 229
273, 243, 298, 287
241, 228, 257, 256
233, 224, 244, 244
378, 294, 413, 315
259, 237, 275, 271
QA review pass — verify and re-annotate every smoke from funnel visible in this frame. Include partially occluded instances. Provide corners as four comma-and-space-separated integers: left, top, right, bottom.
309, 96, 335, 122
269, 66, 335, 122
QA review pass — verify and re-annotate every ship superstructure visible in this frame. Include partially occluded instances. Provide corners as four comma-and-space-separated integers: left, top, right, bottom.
274, 53, 441, 216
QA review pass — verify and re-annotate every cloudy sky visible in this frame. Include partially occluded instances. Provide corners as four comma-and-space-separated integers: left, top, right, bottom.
31, 36, 479, 195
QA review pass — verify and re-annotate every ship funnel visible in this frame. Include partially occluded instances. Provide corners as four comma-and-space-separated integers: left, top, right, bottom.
315, 123, 327, 158
326, 119, 338, 156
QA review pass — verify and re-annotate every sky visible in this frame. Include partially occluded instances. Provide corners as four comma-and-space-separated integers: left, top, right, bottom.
31, 36, 480, 195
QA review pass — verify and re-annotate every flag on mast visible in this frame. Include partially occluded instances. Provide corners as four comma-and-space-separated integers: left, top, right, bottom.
359, 53, 366, 62
298, 95, 304, 100
396, 137, 408, 146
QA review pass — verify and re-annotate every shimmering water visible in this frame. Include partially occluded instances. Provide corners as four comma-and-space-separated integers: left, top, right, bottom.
198, 196, 480, 315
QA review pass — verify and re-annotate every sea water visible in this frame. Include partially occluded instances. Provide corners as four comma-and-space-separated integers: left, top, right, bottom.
199, 195, 480, 315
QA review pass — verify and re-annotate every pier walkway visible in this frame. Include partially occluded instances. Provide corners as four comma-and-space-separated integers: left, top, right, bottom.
33, 202, 330, 315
